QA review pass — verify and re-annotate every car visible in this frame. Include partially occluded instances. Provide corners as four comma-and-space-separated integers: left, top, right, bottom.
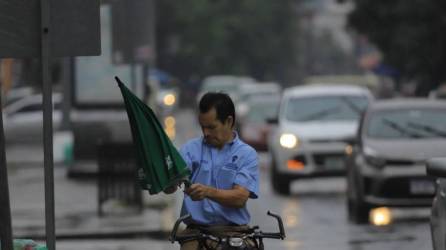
3, 86, 36, 106
148, 69, 180, 116
268, 84, 373, 195
236, 82, 281, 118
196, 75, 255, 104
426, 158, 446, 250
238, 95, 280, 151
346, 99, 446, 224
3, 92, 130, 144
3, 93, 63, 143
428, 84, 446, 99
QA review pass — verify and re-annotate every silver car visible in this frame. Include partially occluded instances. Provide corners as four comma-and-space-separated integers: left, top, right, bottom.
426, 158, 446, 250
268, 84, 373, 195
347, 99, 446, 224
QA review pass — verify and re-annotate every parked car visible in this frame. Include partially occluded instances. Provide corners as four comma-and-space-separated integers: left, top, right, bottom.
238, 95, 280, 151
428, 84, 446, 100
3, 93, 62, 143
268, 84, 373, 195
3, 93, 129, 144
346, 99, 446, 224
426, 158, 446, 250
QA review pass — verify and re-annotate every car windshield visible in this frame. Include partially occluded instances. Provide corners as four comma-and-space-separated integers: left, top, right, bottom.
367, 109, 446, 139
246, 100, 280, 123
284, 95, 368, 122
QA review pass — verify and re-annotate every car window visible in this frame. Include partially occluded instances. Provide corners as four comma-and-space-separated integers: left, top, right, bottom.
367, 109, 446, 139
284, 95, 369, 122
15, 103, 42, 113
246, 100, 280, 123
8, 99, 61, 115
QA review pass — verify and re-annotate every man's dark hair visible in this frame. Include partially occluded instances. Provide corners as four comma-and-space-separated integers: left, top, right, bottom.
199, 92, 236, 127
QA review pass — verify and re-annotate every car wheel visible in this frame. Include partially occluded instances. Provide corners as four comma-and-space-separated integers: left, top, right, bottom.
271, 155, 291, 195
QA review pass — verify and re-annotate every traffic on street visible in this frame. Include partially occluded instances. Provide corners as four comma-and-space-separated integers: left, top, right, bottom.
2, 1, 446, 250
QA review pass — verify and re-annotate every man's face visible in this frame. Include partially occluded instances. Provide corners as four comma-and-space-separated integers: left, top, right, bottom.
198, 107, 233, 149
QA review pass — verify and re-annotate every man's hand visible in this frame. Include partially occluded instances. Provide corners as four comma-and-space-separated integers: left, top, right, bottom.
185, 183, 210, 201
163, 182, 180, 194
163, 185, 177, 194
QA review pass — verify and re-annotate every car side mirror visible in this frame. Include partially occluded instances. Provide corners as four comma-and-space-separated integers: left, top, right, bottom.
426, 158, 446, 178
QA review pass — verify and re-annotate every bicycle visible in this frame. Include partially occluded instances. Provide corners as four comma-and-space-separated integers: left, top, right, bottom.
169, 211, 286, 250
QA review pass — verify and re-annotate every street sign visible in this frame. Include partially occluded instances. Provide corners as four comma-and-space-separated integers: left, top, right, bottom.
0, 0, 101, 57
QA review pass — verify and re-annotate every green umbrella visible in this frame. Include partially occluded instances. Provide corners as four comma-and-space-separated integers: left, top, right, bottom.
116, 76, 191, 195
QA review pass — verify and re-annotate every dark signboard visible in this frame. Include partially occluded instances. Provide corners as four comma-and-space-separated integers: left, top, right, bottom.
0, 0, 101, 58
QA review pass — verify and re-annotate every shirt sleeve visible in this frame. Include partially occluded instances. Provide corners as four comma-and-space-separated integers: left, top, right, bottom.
234, 148, 259, 199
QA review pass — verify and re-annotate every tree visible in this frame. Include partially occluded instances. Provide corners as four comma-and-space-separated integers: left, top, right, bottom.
347, 0, 446, 95
155, 0, 298, 83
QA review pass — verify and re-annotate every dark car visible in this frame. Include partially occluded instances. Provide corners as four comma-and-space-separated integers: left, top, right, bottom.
426, 158, 446, 250
346, 99, 446, 224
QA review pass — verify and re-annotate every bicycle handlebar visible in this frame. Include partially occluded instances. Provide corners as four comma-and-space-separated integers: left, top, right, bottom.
169, 211, 286, 243
266, 210, 285, 239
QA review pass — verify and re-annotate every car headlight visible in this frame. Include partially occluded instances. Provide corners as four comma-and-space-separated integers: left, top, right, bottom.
279, 133, 299, 149
363, 146, 386, 169
163, 94, 176, 106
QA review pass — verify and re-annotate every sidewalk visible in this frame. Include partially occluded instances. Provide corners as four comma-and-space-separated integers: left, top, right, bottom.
7, 153, 180, 241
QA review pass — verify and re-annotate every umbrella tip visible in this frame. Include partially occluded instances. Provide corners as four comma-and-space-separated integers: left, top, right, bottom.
115, 76, 123, 86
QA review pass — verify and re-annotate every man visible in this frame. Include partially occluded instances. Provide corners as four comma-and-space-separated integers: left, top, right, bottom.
166, 92, 259, 249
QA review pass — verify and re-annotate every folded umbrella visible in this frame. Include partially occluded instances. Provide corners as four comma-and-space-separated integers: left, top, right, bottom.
116, 76, 191, 195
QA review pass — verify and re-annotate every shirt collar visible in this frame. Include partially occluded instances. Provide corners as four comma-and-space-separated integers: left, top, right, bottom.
228, 131, 239, 146
202, 131, 239, 148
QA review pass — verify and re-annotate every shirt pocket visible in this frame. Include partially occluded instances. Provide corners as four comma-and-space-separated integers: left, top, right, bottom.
216, 163, 237, 190
193, 163, 210, 184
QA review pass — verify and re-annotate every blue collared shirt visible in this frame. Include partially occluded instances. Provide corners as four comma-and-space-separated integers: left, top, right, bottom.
179, 133, 259, 225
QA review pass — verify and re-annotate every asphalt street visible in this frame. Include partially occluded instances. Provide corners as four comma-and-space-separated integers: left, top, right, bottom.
5, 108, 433, 250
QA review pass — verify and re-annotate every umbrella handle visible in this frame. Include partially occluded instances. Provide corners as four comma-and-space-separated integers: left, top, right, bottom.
183, 179, 192, 189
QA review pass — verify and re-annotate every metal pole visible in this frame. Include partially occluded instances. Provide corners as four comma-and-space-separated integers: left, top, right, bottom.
0, 88, 13, 250
40, 0, 56, 249
60, 58, 72, 130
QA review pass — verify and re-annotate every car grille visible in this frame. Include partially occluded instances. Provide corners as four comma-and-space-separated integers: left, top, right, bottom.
385, 159, 419, 166
365, 176, 436, 199
313, 153, 346, 169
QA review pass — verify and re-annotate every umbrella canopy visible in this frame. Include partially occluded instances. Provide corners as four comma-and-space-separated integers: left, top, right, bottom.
116, 76, 190, 195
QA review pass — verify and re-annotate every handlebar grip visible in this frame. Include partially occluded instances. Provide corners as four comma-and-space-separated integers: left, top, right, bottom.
267, 210, 286, 239
254, 232, 284, 240
169, 213, 191, 243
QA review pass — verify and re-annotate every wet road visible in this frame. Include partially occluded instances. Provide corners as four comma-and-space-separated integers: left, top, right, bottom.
171, 108, 434, 250
6, 108, 433, 249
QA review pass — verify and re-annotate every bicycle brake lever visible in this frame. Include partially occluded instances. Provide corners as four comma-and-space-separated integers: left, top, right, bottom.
170, 214, 191, 243
267, 210, 286, 239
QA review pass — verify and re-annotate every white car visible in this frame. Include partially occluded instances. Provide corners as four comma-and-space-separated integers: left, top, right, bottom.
426, 158, 446, 250
268, 84, 373, 194
3, 93, 130, 144
3, 93, 63, 143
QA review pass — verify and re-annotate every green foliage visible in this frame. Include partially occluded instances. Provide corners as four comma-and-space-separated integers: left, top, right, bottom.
155, 0, 298, 82
347, 0, 446, 94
